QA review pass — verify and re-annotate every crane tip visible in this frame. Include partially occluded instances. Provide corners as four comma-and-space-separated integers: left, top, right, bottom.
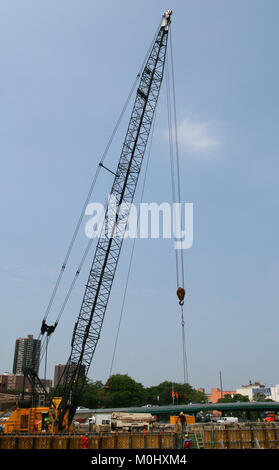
162, 9, 172, 30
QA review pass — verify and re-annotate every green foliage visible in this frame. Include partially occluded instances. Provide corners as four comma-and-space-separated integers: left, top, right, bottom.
253, 391, 273, 402
217, 393, 250, 403
106, 375, 144, 407
55, 374, 208, 409
143, 381, 207, 406
80, 379, 105, 409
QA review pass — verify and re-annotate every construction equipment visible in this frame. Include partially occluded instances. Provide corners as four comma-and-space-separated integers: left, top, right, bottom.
5, 9, 172, 434
4, 398, 63, 434
264, 413, 279, 422
110, 412, 155, 432
170, 415, 195, 426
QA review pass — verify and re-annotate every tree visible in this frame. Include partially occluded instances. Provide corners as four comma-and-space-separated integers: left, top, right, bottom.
217, 393, 249, 403
106, 374, 145, 407
144, 381, 208, 406
80, 380, 105, 408
253, 391, 274, 402
53, 378, 105, 409
52, 374, 208, 409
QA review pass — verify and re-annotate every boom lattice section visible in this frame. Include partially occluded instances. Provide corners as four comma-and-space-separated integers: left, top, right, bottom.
58, 13, 171, 429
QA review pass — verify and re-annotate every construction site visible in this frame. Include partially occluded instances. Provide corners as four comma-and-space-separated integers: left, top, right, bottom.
1, 3, 278, 461
1, 9, 189, 444
2, 394, 279, 450
2, 418, 279, 450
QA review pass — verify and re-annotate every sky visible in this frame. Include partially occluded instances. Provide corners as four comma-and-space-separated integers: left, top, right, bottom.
1, 0, 279, 394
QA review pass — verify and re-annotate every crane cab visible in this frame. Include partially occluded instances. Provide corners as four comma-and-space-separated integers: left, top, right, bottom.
4, 406, 50, 434
4, 397, 72, 434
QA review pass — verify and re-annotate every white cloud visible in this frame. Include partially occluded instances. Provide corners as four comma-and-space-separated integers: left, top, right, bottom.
176, 118, 221, 154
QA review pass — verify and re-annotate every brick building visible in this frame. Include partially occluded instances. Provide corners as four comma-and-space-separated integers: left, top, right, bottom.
0, 373, 25, 393
211, 387, 236, 403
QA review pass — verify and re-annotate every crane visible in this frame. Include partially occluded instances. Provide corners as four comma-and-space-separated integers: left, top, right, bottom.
5, 9, 172, 434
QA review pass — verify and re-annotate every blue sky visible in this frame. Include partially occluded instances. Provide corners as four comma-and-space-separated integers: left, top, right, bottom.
1, 0, 279, 393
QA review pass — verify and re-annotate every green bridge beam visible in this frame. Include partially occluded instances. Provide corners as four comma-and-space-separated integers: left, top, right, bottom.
85, 402, 279, 416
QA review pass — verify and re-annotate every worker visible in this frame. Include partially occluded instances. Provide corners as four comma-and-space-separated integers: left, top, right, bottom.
33, 416, 41, 432
81, 433, 89, 449
183, 433, 193, 449
178, 412, 186, 433
44, 415, 50, 432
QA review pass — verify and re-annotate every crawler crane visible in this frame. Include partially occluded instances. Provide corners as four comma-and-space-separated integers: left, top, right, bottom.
5, 10, 173, 434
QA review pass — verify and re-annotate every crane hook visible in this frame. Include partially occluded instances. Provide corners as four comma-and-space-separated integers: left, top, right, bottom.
177, 287, 186, 306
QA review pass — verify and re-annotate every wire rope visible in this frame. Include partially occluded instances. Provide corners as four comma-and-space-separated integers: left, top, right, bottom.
166, 27, 189, 384
41, 21, 162, 327
34, 22, 163, 375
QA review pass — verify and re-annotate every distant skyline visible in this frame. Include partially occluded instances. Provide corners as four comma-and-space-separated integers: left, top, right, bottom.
1, 0, 279, 393
1, 349, 273, 393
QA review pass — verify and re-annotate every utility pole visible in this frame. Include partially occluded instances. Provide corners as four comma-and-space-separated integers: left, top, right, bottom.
219, 371, 223, 399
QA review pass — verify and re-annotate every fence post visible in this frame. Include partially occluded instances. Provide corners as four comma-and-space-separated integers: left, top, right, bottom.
250, 426, 254, 448
142, 430, 147, 449
255, 438, 261, 449
171, 432, 176, 449
67, 432, 71, 450
225, 428, 230, 449
98, 432, 103, 450
172, 432, 177, 449
158, 432, 162, 449
263, 425, 267, 449
129, 432, 133, 449
273, 424, 278, 449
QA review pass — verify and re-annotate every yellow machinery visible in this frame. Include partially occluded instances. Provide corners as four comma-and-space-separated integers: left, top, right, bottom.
170, 415, 195, 425
4, 398, 72, 434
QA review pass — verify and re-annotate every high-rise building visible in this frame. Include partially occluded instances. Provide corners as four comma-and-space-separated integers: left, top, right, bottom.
54, 364, 67, 388
54, 363, 86, 388
13, 334, 41, 375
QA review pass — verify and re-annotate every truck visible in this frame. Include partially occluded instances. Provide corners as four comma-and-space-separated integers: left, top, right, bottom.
110, 412, 155, 432
217, 417, 238, 424
264, 413, 279, 422
72, 412, 156, 433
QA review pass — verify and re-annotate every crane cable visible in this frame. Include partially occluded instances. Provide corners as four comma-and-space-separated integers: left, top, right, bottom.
42, 75, 138, 327
41, 22, 162, 327
35, 22, 163, 373
166, 27, 189, 384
